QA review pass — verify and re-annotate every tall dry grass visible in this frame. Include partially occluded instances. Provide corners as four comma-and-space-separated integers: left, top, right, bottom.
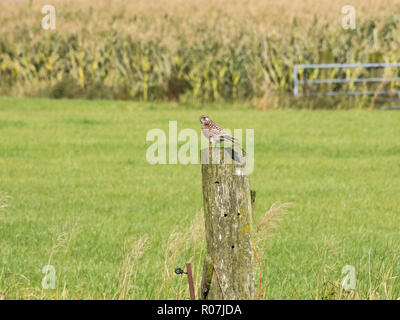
1, 0, 400, 107
253, 202, 292, 298
313, 237, 400, 300
115, 235, 150, 300
159, 210, 206, 299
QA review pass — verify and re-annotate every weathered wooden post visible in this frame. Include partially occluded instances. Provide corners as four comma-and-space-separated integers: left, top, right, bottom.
199, 146, 255, 300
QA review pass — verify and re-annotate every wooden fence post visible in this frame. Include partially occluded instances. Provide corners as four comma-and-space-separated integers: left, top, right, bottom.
199, 147, 255, 300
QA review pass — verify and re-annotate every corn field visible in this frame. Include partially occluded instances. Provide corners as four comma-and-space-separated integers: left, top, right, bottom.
1, 0, 400, 107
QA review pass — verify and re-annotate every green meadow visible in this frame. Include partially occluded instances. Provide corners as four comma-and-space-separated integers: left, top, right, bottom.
0, 97, 399, 299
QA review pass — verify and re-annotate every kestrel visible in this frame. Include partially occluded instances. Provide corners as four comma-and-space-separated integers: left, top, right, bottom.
199, 115, 240, 146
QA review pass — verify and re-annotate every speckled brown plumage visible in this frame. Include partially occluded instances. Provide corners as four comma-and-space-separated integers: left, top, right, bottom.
199, 115, 239, 145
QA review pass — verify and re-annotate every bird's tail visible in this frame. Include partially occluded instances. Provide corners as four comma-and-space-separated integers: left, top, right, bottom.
222, 135, 246, 156
222, 135, 241, 146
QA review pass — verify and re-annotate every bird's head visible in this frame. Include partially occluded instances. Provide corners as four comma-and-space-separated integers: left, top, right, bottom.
199, 115, 210, 124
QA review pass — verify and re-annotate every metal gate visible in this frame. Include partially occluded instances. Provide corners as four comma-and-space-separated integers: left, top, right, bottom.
293, 63, 400, 99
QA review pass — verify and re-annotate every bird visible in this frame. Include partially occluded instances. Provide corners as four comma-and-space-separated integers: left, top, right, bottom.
199, 114, 240, 146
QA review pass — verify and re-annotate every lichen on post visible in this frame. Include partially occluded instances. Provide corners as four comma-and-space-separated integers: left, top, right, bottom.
199, 146, 255, 300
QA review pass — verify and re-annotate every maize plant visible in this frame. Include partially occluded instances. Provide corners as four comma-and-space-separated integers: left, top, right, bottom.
0, 0, 400, 108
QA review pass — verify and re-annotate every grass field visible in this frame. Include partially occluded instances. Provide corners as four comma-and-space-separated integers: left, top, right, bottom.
0, 97, 399, 299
